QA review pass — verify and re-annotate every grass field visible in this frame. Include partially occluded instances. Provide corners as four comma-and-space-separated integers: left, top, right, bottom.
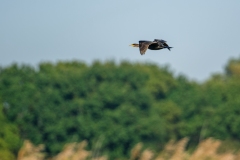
17, 138, 240, 160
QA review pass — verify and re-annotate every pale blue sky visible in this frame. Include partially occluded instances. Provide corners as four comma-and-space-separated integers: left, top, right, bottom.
1, 1, 240, 81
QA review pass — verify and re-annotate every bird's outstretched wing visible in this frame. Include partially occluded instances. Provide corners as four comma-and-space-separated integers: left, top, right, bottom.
154, 39, 172, 51
139, 41, 153, 55
154, 39, 167, 43
154, 39, 167, 46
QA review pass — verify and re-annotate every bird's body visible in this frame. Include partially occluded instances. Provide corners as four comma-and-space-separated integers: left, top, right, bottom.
130, 39, 173, 55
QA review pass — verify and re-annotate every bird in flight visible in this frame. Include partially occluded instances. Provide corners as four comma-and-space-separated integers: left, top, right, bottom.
130, 39, 173, 55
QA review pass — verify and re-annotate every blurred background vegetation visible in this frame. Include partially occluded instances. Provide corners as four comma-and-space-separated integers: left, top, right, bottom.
1, 57, 240, 159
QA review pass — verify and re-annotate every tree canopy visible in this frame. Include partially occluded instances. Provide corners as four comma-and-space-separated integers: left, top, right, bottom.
1, 57, 240, 159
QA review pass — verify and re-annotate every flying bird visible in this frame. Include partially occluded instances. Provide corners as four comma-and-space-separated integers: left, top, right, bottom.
130, 39, 173, 55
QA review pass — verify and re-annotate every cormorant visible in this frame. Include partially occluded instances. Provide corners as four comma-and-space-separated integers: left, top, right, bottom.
130, 39, 173, 55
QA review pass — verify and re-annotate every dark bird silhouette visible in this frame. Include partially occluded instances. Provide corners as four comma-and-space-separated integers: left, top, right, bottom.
130, 39, 173, 55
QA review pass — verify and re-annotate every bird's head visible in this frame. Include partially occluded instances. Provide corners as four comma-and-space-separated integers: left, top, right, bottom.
129, 43, 139, 47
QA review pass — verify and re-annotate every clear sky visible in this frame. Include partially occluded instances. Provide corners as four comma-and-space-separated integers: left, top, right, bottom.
1, 1, 240, 81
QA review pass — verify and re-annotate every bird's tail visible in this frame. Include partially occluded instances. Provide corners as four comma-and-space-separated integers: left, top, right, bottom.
167, 47, 173, 51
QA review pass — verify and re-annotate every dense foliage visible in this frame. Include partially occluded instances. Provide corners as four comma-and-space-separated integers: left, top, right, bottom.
0, 102, 21, 160
1, 58, 240, 159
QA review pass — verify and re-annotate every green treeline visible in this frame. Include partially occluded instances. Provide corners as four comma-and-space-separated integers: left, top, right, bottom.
1, 58, 240, 159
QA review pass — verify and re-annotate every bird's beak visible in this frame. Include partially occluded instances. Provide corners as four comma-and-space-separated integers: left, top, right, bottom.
129, 44, 133, 47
